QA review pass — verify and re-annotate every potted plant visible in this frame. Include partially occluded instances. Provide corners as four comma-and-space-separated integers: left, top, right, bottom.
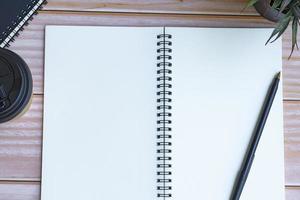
247, 0, 300, 57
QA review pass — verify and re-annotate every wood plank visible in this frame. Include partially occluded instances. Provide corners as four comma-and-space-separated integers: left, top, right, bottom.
286, 187, 300, 200
0, 96, 299, 186
0, 0, 299, 198
282, 27, 300, 100
9, 11, 273, 95
0, 181, 298, 200
2, 9, 300, 195
284, 101, 300, 186
8, 11, 300, 99
44, 0, 257, 15
0, 96, 42, 179
0, 181, 40, 200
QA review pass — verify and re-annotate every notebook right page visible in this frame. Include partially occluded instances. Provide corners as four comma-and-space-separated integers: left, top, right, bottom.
167, 28, 284, 200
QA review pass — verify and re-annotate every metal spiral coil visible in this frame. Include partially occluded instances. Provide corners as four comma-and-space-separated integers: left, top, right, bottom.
0, 0, 47, 48
157, 30, 172, 199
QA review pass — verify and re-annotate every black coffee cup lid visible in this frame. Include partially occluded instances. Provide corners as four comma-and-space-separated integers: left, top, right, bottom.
0, 48, 32, 123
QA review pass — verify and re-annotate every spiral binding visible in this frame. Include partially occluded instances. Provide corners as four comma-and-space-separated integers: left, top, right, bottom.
0, 0, 47, 48
157, 28, 172, 199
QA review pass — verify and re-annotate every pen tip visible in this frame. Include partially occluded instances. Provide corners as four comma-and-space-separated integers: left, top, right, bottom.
277, 72, 281, 80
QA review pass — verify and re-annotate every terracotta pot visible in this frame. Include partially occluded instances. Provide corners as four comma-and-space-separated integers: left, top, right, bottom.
254, 0, 285, 22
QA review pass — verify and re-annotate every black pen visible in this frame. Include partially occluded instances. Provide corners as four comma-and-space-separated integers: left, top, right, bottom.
230, 72, 281, 200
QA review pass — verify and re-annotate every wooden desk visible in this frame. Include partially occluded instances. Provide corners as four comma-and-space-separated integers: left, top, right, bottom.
0, 1, 299, 199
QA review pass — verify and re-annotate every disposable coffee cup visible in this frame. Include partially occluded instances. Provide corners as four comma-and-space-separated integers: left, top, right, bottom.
0, 48, 33, 123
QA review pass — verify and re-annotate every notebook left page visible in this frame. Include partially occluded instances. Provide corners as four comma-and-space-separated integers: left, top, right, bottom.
42, 26, 161, 200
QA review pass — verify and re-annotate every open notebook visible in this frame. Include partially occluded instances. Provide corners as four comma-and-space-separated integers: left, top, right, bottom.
42, 26, 284, 200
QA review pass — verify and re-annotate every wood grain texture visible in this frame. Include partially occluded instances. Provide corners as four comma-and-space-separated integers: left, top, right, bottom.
1, 2, 300, 199
282, 27, 300, 100
44, 0, 257, 15
284, 101, 300, 186
8, 11, 300, 99
0, 96, 299, 185
0, 96, 42, 180
286, 187, 300, 200
10, 11, 274, 95
0, 182, 40, 200
0, 182, 299, 200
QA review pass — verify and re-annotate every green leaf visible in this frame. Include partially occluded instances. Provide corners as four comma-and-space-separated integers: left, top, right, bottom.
280, 0, 293, 12
272, 0, 282, 9
246, 0, 259, 8
292, 2, 300, 16
289, 17, 298, 58
266, 11, 292, 45
270, 18, 292, 42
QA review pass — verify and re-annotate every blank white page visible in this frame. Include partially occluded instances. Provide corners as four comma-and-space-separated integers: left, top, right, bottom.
168, 28, 284, 200
42, 26, 161, 200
